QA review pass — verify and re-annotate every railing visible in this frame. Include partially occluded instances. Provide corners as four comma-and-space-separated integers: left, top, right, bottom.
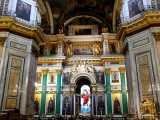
120, 5, 160, 24
0, 10, 39, 26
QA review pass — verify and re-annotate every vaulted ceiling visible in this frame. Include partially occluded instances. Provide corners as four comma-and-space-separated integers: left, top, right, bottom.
40, 0, 121, 35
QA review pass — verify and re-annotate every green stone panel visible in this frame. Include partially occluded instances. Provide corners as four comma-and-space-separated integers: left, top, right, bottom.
40, 74, 47, 115
106, 74, 112, 114
122, 92, 128, 114
55, 74, 62, 114
120, 73, 128, 114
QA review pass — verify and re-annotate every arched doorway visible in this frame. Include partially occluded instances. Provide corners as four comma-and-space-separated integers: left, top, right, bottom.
75, 77, 92, 116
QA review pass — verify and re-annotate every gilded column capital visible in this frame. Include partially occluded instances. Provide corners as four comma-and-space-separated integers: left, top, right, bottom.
56, 70, 62, 74
0, 37, 6, 46
105, 68, 111, 74
153, 32, 160, 41
118, 67, 125, 73
42, 69, 49, 75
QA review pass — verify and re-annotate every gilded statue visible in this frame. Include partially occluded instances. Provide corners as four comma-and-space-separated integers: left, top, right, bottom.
93, 42, 101, 56
65, 41, 73, 57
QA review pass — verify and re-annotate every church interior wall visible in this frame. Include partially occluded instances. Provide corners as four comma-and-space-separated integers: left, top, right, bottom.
125, 28, 160, 118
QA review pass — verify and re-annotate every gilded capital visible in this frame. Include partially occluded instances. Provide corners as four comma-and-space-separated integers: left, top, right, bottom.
153, 32, 160, 41
0, 37, 5, 46
105, 68, 111, 74
118, 67, 125, 73
42, 69, 49, 75
56, 70, 62, 74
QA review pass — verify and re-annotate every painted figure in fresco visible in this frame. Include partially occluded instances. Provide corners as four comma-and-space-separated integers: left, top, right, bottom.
34, 98, 39, 114
50, 74, 55, 84
64, 97, 70, 115
113, 97, 122, 114
16, 0, 31, 21
82, 89, 89, 106
112, 72, 118, 81
48, 97, 54, 113
129, 0, 144, 18
36, 73, 41, 84
97, 96, 105, 115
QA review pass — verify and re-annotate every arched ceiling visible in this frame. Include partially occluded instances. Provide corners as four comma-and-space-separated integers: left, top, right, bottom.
42, 0, 116, 34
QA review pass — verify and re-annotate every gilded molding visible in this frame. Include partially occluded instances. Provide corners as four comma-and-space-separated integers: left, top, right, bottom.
56, 70, 62, 74
117, 12, 160, 42
118, 67, 125, 73
105, 68, 111, 74
0, 17, 46, 45
153, 32, 160, 41
42, 69, 49, 75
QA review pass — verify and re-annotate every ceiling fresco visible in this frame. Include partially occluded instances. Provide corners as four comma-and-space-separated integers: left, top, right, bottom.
43, 0, 115, 34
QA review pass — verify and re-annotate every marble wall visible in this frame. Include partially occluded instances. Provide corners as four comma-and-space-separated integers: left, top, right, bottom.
125, 29, 160, 118
0, 33, 39, 115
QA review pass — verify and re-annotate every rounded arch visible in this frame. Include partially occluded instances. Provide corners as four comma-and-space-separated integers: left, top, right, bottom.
70, 72, 96, 84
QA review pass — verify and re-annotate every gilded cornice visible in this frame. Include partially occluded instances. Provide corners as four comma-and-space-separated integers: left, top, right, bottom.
37, 57, 64, 65
118, 67, 125, 73
0, 17, 46, 45
117, 12, 160, 42
101, 56, 124, 63
42, 69, 49, 75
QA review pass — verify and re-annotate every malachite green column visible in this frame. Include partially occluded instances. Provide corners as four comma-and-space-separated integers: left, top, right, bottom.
119, 68, 128, 114
40, 69, 49, 115
105, 68, 112, 114
55, 70, 62, 115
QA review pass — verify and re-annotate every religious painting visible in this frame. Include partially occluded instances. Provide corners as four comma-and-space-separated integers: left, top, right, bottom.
111, 71, 119, 83
62, 72, 71, 85
15, 0, 31, 21
46, 94, 55, 114
36, 73, 42, 84
48, 72, 56, 84
96, 71, 104, 84
96, 95, 105, 115
73, 43, 93, 55
34, 94, 41, 114
62, 96, 71, 115
81, 85, 90, 114
128, 0, 144, 18
112, 94, 122, 115
157, 0, 160, 10
75, 28, 92, 35
5, 98, 17, 109
109, 42, 117, 53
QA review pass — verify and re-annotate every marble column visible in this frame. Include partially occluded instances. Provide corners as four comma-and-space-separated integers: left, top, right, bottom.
91, 84, 97, 115
40, 69, 49, 115
55, 70, 62, 115
119, 67, 128, 114
102, 33, 109, 55
105, 68, 112, 114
